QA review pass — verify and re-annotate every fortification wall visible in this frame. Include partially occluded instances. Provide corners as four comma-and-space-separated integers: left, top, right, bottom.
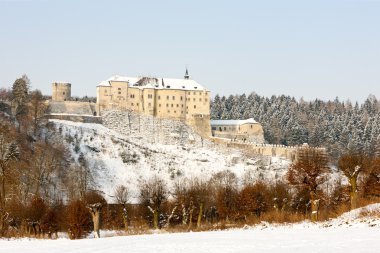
185, 114, 211, 139
47, 114, 102, 123
211, 138, 324, 161
48, 101, 97, 116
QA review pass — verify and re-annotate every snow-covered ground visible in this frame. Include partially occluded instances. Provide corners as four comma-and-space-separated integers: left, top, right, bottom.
2, 204, 380, 253
49, 118, 293, 203
2, 227, 379, 253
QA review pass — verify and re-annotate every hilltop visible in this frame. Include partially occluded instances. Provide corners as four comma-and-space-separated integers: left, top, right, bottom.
50, 110, 292, 203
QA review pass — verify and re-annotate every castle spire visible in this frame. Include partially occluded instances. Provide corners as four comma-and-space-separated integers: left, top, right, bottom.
184, 67, 189, 80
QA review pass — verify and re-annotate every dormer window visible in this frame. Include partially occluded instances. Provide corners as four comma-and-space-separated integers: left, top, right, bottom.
166, 85, 171, 88
194, 87, 198, 89
182, 86, 185, 89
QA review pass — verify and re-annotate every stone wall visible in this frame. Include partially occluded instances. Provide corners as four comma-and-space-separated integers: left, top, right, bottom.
46, 114, 102, 123
102, 110, 208, 146
185, 114, 211, 139
49, 101, 97, 116
211, 138, 325, 161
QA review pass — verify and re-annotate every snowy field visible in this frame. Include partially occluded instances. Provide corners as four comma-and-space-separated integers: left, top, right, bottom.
2, 204, 380, 252
1, 227, 380, 253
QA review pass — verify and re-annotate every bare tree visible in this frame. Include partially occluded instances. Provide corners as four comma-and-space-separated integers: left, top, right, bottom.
287, 147, 329, 221
87, 203, 102, 238
140, 176, 167, 229
338, 153, 369, 210
114, 185, 130, 231
86, 191, 106, 239
210, 170, 239, 222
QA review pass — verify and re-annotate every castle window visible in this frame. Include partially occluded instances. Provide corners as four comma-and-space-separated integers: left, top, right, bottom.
118, 88, 121, 90
137, 103, 139, 106
131, 103, 134, 106
251, 125, 253, 129
181, 104, 183, 108
168, 110, 170, 113
199, 98, 202, 101
105, 90, 107, 93
118, 92, 121, 95
172, 96, 175, 100
194, 105, 196, 109
180, 96, 183, 101
166, 104, 169, 107
159, 104, 161, 107
171, 104, 173, 107
224, 127, 226, 131
193, 98, 196, 101
193, 92, 196, 95
148, 94, 153, 99
167, 96, 169, 100
174, 111, 177, 113
205, 98, 208, 102
148, 103, 151, 107
176, 104, 179, 108
181, 111, 183, 114
212, 127, 216, 130
158, 96, 161, 100
63, 92, 65, 95
219, 127, 222, 131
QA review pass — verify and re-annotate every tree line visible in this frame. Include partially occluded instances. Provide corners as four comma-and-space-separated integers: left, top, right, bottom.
211, 93, 380, 159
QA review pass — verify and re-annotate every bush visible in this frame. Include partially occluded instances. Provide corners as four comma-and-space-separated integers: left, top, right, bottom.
65, 199, 91, 239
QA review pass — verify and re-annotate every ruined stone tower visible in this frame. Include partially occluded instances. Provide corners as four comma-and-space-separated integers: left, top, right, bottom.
52, 82, 71, 101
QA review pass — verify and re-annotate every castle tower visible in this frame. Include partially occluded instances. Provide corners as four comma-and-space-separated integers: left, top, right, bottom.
52, 82, 71, 101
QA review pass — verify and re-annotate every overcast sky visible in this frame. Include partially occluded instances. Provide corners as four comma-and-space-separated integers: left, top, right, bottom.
0, 0, 379, 102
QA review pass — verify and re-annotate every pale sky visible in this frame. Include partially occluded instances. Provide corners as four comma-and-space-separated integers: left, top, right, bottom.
0, 0, 379, 102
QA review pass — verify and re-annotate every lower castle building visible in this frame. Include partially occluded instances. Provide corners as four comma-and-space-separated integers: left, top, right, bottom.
210, 118, 264, 143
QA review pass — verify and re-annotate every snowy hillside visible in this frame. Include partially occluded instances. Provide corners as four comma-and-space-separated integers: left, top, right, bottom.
49, 118, 291, 203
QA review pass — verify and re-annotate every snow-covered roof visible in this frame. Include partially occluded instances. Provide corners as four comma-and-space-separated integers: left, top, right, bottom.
210, 118, 258, 126
97, 75, 207, 91
98, 81, 110, 87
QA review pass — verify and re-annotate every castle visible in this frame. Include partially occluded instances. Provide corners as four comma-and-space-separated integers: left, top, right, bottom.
49, 70, 264, 141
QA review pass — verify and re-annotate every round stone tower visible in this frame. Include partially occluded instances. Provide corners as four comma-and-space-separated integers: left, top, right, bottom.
52, 82, 71, 101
